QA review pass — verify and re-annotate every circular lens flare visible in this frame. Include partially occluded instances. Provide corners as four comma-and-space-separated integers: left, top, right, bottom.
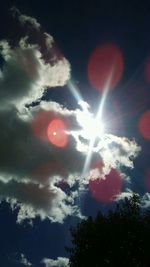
89, 168, 122, 203
47, 119, 68, 147
138, 110, 150, 140
31, 111, 54, 141
88, 43, 124, 91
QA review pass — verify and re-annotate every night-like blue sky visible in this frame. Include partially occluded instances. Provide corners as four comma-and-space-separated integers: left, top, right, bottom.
0, 1, 150, 266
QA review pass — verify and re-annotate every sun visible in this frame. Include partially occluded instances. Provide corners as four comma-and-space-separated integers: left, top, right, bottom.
76, 100, 105, 141
84, 116, 104, 140
70, 100, 105, 162
67, 82, 108, 173
71, 100, 106, 174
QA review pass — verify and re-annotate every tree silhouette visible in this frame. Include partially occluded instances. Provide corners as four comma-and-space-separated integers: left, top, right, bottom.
67, 194, 150, 267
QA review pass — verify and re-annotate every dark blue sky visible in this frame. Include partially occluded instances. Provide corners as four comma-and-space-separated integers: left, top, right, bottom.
1, 1, 150, 266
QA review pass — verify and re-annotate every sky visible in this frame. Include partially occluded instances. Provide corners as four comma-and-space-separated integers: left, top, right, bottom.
0, 1, 150, 266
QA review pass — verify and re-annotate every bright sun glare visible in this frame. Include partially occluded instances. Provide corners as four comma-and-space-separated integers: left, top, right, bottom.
85, 116, 104, 139
77, 100, 104, 140
68, 80, 109, 174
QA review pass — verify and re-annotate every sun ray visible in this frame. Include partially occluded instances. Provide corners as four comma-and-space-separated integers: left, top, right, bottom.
67, 80, 83, 104
82, 70, 114, 175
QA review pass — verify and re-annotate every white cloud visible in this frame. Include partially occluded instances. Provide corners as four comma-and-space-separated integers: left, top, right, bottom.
0, 7, 70, 111
0, 98, 140, 223
141, 193, 150, 208
0, 99, 84, 223
42, 257, 69, 267
97, 134, 140, 176
0, 96, 140, 223
70, 105, 140, 182
0, 178, 80, 223
0, 37, 70, 110
19, 253, 32, 266
115, 189, 135, 201
10, 252, 32, 266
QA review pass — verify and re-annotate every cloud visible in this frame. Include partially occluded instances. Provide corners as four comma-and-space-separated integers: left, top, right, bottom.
70, 106, 140, 182
141, 193, 150, 208
0, 98, 140, 223
42, 257, 69, 267
0, 7, 70, 110
115, 189, 135, 201
0, 8, 141, 224
0, 38, 70, 110
11, 6, 41, 30
19, 254, 32, 266
0, 178, 79, 223
97, 134, 140, 176
0, 8, 77, 223
8, 252, 32, 266
0, 99, 84, 223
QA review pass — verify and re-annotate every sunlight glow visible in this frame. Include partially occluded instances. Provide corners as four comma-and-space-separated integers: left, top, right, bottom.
83, 73, 113, 174
67, 78, 113, 176
77, 101, 104, 140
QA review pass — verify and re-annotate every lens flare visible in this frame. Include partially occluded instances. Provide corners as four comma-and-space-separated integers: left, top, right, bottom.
89, 168, 122, 203
88, 43, 124, 91
31, 111, 54, 141
138, 110, 150, 140
47, 119, 68, 147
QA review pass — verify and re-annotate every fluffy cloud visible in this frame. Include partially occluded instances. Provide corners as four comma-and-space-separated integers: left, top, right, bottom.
0, 9, 77, 223
96, 134, 140, 177
8, 252, 32, 266
141, 193, 150, 208
0, 101, 85, 223
0, 8, 141, 224
70, 105, 140, 184
0, 178, 80, 223
42, 257, 69, 267
115, 189, 135, 201
0, 38, 70, 110
0, 7, 70, 110
19, 254, 32, 266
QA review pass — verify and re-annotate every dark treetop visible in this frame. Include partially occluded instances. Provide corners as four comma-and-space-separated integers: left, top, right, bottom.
67, 194, 150, 267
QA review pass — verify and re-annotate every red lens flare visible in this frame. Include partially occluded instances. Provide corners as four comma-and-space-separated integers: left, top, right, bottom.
31, 111, 55, 141
138, 110, 150, 140
47, 119, 68, 147
88, 43, 124, 91
145, 169, 150, 192
31, 112, 68, 147
89, 168, 122, 203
